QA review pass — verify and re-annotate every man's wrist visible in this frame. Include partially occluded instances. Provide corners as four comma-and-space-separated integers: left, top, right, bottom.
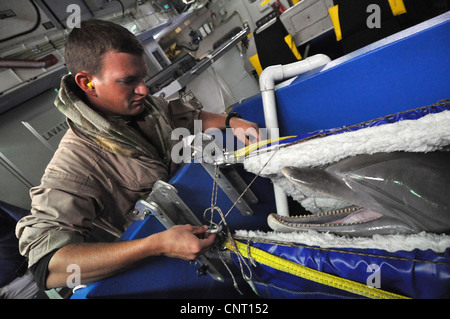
225, 112, 242, 128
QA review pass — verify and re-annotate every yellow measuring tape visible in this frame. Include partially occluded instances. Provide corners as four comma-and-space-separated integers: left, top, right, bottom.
224, 239, 410, 299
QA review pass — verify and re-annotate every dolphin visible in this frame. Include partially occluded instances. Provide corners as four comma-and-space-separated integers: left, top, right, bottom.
268, 151, 450, 236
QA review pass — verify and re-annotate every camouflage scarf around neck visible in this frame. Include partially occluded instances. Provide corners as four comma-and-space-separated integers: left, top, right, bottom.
55, 74, 163, 160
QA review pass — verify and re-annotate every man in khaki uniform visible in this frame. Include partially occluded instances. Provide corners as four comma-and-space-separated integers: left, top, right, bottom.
16, 19, 260, 290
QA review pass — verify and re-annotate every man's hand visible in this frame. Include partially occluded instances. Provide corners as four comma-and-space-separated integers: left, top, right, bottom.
199, 111, 261, 146
155, 225, 217, 261
228, 117, 261, 146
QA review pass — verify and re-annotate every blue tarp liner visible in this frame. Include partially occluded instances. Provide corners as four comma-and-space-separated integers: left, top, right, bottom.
234, 240, 450, 299
229, 101, 450, 299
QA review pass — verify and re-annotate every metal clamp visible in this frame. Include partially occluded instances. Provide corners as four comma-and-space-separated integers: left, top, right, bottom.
184, 133, 259, 216
131, 181, 226, 282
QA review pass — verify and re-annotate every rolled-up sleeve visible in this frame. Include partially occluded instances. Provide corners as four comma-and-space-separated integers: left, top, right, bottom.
16, 184, 97, 268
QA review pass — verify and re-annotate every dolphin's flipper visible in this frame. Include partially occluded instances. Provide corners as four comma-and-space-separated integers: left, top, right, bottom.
273, 151, 450, 236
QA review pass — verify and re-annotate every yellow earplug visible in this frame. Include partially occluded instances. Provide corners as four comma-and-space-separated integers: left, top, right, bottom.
87, 82, 93, 89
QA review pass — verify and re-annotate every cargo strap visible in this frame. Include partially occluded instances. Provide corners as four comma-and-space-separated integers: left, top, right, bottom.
224, 239, 410, 299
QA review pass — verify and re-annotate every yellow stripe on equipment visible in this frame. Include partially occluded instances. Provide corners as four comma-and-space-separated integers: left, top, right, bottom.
328, 5, 342, 41
284, 35, 302, 60
234, 136, 297, 158
388, 0, 407, 16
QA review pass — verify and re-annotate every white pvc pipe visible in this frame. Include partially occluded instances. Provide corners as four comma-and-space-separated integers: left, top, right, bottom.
259, 54, 331, 216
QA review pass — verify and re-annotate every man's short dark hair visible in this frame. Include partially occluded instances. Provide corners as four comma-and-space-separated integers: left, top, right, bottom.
65, 19, 145, 76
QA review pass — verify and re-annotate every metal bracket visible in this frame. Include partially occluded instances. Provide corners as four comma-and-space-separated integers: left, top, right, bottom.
201, 163, 258, 216
187, 133, 259, 216
132, 180, 226, 282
